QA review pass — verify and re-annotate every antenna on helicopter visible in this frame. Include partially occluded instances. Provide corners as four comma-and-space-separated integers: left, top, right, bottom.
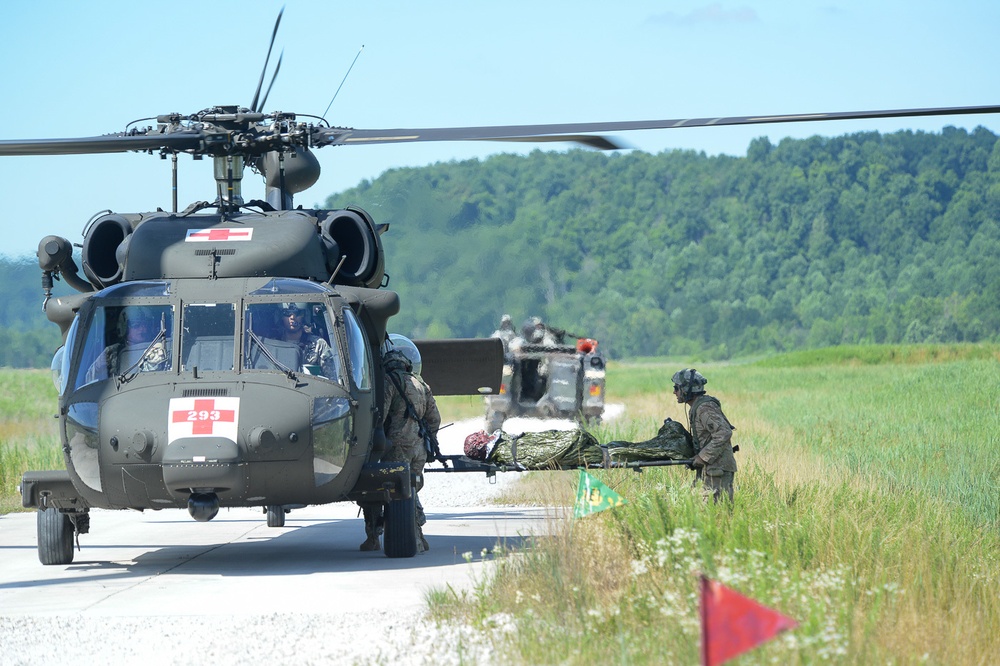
322, 45, 365, 121
251, 7, 284, 113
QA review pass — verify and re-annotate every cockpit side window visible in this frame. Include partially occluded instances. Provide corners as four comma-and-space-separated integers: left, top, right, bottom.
75, 304, 173, 388
243, 301, 344, 381
342, 307, 372, 391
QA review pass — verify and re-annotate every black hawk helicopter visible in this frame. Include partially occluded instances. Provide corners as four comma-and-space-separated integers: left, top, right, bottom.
4, 13, 998, 564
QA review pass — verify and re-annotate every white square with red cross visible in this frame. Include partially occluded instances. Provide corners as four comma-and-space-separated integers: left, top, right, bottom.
168, 397, 240, 446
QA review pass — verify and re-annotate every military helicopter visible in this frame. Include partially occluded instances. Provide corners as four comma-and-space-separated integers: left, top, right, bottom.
4, 12, 998, 565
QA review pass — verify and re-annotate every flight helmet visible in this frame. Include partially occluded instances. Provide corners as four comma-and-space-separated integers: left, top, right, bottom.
672, 368, 708, 402
385, 333, 422, 376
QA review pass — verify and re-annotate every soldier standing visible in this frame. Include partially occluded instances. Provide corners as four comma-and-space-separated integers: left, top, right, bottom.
491, 314, 517, 352
672, 368, 737, 503
362, 337, 441, 553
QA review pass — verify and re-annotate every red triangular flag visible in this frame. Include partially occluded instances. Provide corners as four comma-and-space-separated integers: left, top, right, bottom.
700, 575, 799, 666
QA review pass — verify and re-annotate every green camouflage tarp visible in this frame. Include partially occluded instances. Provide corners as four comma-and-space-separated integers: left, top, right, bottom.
488, 428, 604, 469
605, 418, 694, 462
483, 419, 693, 470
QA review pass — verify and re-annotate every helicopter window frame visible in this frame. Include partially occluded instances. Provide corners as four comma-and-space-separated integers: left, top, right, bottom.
241, 299, 347, 384
341, 307, 373, 392
96, 280, 172, 298
249, 278, 331, 297
70, 299, 176, 390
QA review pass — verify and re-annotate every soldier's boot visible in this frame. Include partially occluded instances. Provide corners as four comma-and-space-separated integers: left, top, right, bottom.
414, 491, 429, 552
359, 528, 380, 551
359, 506, 381, 552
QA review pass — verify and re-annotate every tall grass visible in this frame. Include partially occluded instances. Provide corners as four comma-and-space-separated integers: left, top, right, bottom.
435, 394, 489, 422
0, 369, 63, 513
430, 344, 1000, 664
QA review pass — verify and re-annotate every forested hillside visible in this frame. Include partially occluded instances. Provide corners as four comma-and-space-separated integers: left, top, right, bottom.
2, 126, 998, 367
0, 260, 65, 368
327, 126, 1000, 358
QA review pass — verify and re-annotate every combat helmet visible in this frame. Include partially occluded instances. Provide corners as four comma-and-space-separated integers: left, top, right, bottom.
672, 368, 708, 402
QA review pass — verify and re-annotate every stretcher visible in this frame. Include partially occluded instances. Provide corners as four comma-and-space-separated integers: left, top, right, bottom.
425, 421, 695, 478
424, 452, 695, 478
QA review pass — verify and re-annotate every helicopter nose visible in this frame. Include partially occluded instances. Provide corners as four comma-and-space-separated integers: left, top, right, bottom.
162, 436, 246, 509
187, 492, 220, 522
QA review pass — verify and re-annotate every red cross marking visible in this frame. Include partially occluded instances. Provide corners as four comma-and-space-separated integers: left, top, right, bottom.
172, 398, 237, 435
189, 229, 251, 241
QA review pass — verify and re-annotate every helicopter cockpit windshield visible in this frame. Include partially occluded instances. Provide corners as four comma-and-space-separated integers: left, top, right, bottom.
74, 282, 174, 389
65, 277, 354, 389
243, 301, 343, 381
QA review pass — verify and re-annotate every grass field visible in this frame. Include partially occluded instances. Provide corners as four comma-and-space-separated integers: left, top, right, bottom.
429, 344, 1000, 664
3, 345, 998, 663
0, 369, 62, 514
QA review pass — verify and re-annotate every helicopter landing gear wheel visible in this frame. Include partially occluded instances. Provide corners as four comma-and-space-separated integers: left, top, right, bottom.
266, 505, 285, 527
382, 495, 417, 558
37, 507, 74, 565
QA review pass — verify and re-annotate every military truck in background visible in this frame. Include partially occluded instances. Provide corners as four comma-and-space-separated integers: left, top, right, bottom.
485, 317, 606, 431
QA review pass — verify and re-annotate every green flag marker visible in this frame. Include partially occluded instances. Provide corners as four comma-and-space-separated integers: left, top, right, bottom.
574, 469, 627, 518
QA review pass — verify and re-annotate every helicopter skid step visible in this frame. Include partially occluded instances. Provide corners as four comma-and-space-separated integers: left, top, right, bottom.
20, 469, 90, 511
345, 461, 414, 504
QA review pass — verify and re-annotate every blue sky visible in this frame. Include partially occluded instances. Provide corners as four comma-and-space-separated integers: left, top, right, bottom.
1, 0, 998, 256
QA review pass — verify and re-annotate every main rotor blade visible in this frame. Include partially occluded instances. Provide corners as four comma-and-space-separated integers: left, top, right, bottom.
314, 103, 1000, 149
0, 132, 204, 156
257, 51, 283, 115
251, 8, 284, 113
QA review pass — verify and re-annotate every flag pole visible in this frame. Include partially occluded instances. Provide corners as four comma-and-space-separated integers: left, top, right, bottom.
700, 574, 710, 666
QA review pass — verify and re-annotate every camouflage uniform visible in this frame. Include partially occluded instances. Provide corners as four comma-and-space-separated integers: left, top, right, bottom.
689, 395, 737, 503
87, 340, 169, 382
369, 366, 440, 553
296, 333, 336, 378
383, 367, 441, 483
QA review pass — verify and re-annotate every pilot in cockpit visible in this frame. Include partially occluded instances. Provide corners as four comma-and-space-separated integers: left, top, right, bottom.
277, 302, 336, 378
88, 306, 171, 381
